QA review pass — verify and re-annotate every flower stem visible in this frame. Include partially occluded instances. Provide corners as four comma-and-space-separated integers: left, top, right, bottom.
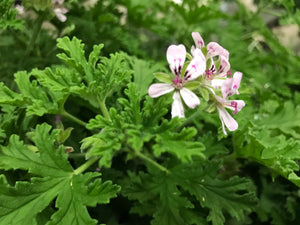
73, 157, 99, 175
99, 100, 111, 120
61, 110, 87, 127
134, 150, 170, 174
178, 109, 202, 130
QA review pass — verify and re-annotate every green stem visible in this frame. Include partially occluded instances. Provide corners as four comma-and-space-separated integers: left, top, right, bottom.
68, 153, 86, 158
73, 157, 99, 175
99, 100, 111, 120
178, 109, 202, 130
135, 150, 170, 174
61, 110, 87, 127
24, 13, 44, 58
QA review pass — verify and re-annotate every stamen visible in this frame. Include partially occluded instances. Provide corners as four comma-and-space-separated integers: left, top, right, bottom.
227, 70, 232, 77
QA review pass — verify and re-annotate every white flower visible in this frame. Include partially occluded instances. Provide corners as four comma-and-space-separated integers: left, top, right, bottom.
148, 44, 206, 118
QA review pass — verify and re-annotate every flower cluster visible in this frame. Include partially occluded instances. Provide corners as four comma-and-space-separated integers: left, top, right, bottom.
148, 32, 245, 135
52, 0, 68, 22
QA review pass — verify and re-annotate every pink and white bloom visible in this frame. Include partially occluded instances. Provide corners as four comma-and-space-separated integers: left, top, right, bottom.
148, 44, 206, 118
214, 72, 245, 135
52, 0, 68, 22
191, 32, 231, 86
191, 32, 229, 59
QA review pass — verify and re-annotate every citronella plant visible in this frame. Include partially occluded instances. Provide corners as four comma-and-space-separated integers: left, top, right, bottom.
0, 0, 300, 225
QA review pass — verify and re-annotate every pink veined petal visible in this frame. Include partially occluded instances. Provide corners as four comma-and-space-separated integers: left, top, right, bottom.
217, 106, 238, 134
171, 91, 185, 118
224, 100, 245, 114
184, 49, 206, 80
192, 32, 205, 49
221, 77, 234, 99
235, 100, 245, 111
180, 88, 200, 109
207, 42, 229, 60
216, 55, 230, 77
166, 44, 186, 76
232, 72, 242, 94
148, 83, 174, 98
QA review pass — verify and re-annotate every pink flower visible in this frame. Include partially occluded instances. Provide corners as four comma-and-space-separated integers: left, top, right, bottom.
191, 32, 229, 59
52, 0, 68, 22
191, 32, 231, 86
214, 72, 245, 135
148, 44, 206, 118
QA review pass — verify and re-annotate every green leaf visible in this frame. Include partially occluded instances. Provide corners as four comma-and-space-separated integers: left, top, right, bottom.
0, 0, 24, 30
130, 58, 163, 95
0, 123, 120, 224
185, 81, 200, 90
153, 127, 205, 162
174, 161, 257, 225
123, 171, 194, 225
22, 0, 52, 11
154, 72, 173, 84
0, 71, 67, 116
0, 123, 72, 177
234, 124, 300, 187
81, 132, 123, 168
199, 87, 210, 102
123, 161, 256, 225
256, 101, 300, 139
118, 83, 142, 125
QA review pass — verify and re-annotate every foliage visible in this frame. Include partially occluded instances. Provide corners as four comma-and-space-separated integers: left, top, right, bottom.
0, 0, 299, 224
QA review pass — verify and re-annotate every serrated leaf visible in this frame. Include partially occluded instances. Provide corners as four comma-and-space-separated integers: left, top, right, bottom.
256, 101, 300, 139
0, 123, 73, 177
234, 124, 300, 187
0, 123, 120, 224
47, 173, 120, 225
123, 161, 256, 225
81, 132, 123, 168
130, 58, 162, 95
173, 162, 257, 225
0, 71, 67, 116
153, 127, 205, 162
0, 0, 24, 30
123, 170, 195, 225
22, 0, 52, 11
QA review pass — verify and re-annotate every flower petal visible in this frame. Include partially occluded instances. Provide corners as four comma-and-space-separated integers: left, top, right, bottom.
172, 92, 185, 118
221, 77, 233, 99
166, 44, 186, 76
217, 55, 230, 77
180, 88, 200, 109
232, 72, 242, 94
224, 100, 245, 114
54, 8, 68, 22
148, 83, 174, 98
211, 79, 225, 89
217, 106, 238, 134
192, 32, 205, 49
184, 49, 206, 80
207, 42, 229, 60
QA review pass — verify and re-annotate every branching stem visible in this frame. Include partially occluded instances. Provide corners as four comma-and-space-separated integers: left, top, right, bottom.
61, 110, 87, 127
134, 150, 170, 174
73, 157, 99, 175
99, 100, 111, 120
